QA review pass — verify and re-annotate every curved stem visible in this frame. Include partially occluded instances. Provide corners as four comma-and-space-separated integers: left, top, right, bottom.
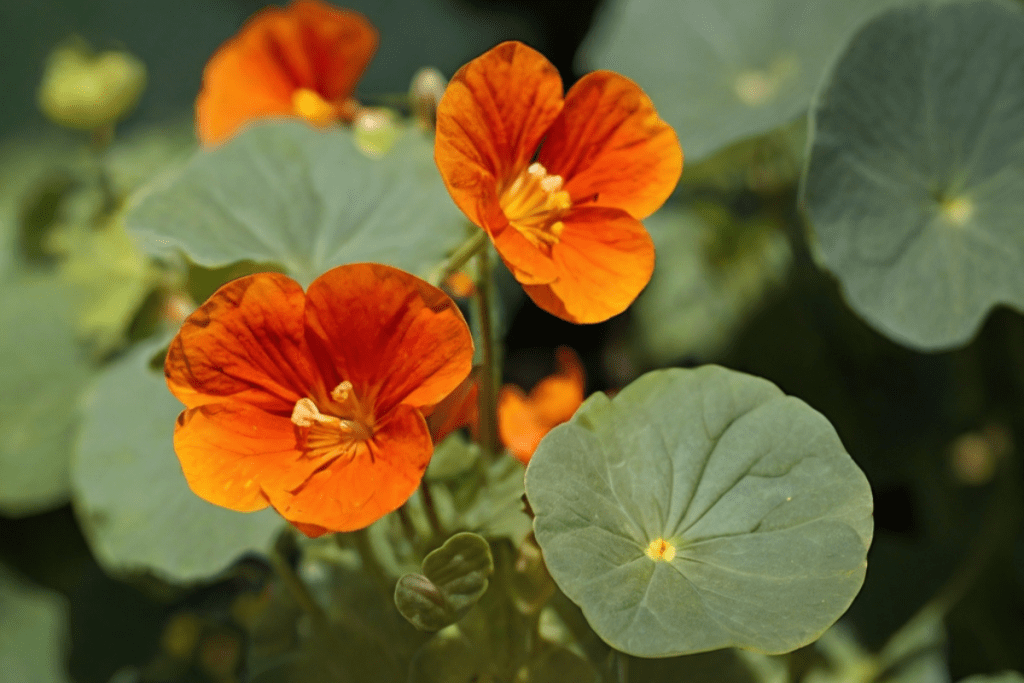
429, 229, 488, 287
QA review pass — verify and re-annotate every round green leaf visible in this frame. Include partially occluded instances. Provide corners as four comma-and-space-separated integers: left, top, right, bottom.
71, 338, 283, 581
125, 121, 465, 286
525, 366, 873, 657
580, 0, 910, 162
0, 275, 94, 515
0, 567, 71, 683
802, 0, 1024, 350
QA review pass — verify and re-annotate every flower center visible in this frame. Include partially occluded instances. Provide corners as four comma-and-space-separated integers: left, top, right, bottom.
644, 537, 676, 562
291, 88, 338, 127
290, 381, 373, 461
499, 162, 572, 249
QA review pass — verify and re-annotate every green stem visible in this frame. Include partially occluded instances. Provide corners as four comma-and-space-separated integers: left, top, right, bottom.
429, 229, 488, 287
474, 242, 501, 459
268, 543, 329, 633
349, 528, 391, 593
419, 479, 445, 539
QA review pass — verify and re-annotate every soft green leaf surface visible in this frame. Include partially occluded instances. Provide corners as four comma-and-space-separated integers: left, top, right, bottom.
580, 0, 909, 162
396, 532, 493, 631
71, 339, 282, 581
634, 205, 790, 363
802, 0, 1024, 349
526, 366, 873, 657
0, 275, 94, 515
0, 567, 71, 683
960, 673, 1024, 683
126, 121, 465, 286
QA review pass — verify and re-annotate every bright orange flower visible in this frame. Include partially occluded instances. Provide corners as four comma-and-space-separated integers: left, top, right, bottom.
164, 263, 473, 536
498, 347, 585, 464
196, 0, 377, 145
434, 41, 682, 324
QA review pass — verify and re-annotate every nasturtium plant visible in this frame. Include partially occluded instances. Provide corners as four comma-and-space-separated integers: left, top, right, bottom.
126, 120, 466, 286
71, 339, 283, 581
526, 366, 873, 657
580, 0, 910, 162
802, 0, 1024, 350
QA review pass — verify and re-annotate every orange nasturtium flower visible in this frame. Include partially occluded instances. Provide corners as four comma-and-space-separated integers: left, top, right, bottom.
498, 347, 585, 464
196, 0, 377, 145
164, 263, 474, 536
435, 41, 683, 324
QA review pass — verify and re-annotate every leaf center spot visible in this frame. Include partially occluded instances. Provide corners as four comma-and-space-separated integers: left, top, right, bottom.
940, 195, 973, 227
644, 537, 676, 562
734, 56, 796, 107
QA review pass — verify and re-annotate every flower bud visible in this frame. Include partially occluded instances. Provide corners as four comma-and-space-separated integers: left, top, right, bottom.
38, 39, 146, 131
409, 67, 447, 130
352, 107, 400, 158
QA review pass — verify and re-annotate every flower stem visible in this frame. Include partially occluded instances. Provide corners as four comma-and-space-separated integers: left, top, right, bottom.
429, 229, 488, 287
474, 242, 501, 459
419, 479, 445, 539
269, 542, 329, 633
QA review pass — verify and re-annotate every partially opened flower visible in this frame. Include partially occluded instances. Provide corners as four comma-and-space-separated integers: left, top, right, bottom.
165, 263, 473, 536
499, 347, 585, 464
196, 0, 377, 145
435, 41, 683, 324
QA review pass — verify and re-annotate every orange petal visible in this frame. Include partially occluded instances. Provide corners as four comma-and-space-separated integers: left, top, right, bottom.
435, 41, 564, 232
538, 71, 683, 220
165, 273, 316, 413
264, 404, 433, 532
491, 223, 560, 285
196, 13, 296, 145
173, 403, 313, 513
303, 263, 474, 414
498, 386, 548, 464
196, 0, 376, 145
522, 207, 655, 324
425, 369, 479, 444
290, 0, 377, 101
530, 346, 585, 427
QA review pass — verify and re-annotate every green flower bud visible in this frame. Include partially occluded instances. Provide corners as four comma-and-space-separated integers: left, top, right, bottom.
38, 40, 146, 131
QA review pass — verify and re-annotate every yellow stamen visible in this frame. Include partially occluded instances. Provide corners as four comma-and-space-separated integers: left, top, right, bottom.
644, 538, 676, 562
292, 88, 337, 127
499, 162, 572, 249
290, 384, 373, 461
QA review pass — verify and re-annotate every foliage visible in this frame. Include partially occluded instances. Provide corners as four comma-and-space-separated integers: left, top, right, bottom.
2, 1, 1024, 682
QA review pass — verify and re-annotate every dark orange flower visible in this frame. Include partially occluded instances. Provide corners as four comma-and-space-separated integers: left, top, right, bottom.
164, 263, 473, 536
196, 0, 377, 145
498, 347, 585, 464
434, 41, 682, 324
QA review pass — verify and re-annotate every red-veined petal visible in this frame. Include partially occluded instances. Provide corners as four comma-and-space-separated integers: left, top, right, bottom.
165, 272, 316, 413
264, 404, 432, 532
303, 263, 473, 415
521, 207, 655, 324
538, 71, 682, 219
434, 41, 564, 232
173, 403, 314, 512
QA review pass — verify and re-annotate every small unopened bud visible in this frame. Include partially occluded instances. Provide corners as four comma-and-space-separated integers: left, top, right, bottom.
352, 107, 400, 158
409, 67, 447, 130
38, 39, 146, 131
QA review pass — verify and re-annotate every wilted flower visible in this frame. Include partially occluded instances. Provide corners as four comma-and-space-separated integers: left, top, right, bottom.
435, 41, 682, 323
165, 263, 474, 536
196, 0, 377, 145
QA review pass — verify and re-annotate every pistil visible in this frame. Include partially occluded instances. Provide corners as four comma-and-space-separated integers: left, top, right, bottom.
290, 381, 373, 460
